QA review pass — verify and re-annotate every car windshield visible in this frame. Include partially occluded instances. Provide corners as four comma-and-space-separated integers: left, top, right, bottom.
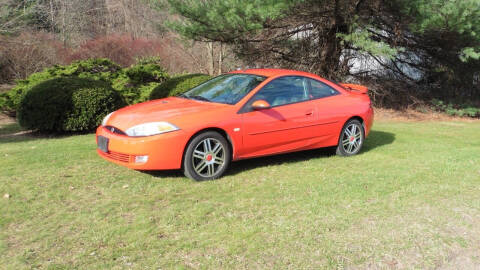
180, 74, 266, 105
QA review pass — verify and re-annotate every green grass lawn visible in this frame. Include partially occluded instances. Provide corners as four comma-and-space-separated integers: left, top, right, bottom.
1, 120, 480, 269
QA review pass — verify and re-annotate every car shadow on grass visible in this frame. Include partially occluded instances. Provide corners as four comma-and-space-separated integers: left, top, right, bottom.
143, 130, 395, 180
227, 130, 395, 177
143, 169, 186, 179
361, 130, 396, 152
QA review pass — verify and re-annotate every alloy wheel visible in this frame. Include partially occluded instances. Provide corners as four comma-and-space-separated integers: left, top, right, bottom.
191, 138, 226, 177
341, 123, 363, 154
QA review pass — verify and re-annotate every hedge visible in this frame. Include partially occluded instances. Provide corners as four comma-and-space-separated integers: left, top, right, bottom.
18, 77, 126, 132
1, 58, 169, 115
150, 74, 212, 100
112, 63, 169, 104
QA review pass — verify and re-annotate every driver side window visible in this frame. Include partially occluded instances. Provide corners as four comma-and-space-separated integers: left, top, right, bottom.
252, 76, 309, 108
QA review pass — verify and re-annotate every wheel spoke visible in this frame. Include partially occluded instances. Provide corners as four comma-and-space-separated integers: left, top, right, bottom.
342, 139, 350, 146
195, 160, 207, 172
347, 143, 353, 153
351, 124, 357, 135
212, 143, 222, 155
204, 139, 212, 152
193, 150, 205, 159
344, 128, 352, 137
214, 156, 224, 165
207, 164, 215, 176
353, 140, 359, 149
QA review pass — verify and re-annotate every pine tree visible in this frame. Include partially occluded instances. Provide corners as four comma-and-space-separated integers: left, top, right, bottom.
165, 0, 480, 82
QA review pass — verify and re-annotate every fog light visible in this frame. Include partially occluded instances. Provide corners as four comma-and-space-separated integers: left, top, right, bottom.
135, 155, 149, 163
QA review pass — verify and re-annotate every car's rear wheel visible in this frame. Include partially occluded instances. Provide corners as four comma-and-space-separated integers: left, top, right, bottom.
183, 131, 231, 181
336, 119, 365, 156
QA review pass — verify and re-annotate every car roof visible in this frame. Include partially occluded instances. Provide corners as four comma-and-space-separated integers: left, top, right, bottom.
229, 68, 319, 78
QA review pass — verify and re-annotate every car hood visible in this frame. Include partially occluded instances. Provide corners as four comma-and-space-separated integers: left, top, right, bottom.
106, 97, 227, 131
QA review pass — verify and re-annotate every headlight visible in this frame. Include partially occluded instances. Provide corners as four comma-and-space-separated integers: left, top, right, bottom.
125, 122, 180, 137
102, 112, 114, 126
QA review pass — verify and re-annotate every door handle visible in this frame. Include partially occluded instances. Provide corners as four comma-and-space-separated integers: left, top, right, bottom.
305, 110, 314, 116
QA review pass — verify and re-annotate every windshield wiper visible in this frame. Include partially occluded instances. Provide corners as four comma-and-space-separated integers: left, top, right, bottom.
189, 95, 211, 102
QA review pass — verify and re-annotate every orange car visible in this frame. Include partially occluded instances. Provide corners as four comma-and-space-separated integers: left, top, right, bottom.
96, 69, 374, 180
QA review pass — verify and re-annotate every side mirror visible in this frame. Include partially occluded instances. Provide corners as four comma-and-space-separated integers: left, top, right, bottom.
251, 100, 271, 110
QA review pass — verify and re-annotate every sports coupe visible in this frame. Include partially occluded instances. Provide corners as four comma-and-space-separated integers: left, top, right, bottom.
96, 69, 374, 180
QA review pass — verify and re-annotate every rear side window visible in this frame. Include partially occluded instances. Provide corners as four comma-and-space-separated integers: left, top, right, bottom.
307, 78, 339, 99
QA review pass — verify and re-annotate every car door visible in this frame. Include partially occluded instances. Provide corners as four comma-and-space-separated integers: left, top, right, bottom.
305, 77, 345, 147
239, 76, 318, 158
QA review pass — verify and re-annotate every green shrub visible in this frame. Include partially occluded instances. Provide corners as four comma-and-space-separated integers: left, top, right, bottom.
135, 56, 163, 65
150, 74, 212, 100
112, 63, 169, 104
18, 77, 126, 133
431, 99, 480, 118
1, 59, 170, 114
0, 93, 8, 113
3, 58, 122, 114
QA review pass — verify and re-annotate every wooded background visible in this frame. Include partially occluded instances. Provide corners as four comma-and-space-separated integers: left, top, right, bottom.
1, 0, 479, 108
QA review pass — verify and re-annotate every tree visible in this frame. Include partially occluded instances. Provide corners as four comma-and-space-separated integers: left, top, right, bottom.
166, 0, 480, 86
0, 0, 45, 34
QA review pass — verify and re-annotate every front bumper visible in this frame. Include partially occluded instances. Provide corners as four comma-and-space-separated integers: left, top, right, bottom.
95, 126, 188, 170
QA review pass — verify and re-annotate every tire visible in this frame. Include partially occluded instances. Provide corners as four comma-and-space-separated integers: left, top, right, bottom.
183, 131, 231, 181
336, 119, 365, 156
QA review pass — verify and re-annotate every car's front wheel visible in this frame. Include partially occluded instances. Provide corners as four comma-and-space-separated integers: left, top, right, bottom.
336, 119, 365, 156
183, 131, 231, 181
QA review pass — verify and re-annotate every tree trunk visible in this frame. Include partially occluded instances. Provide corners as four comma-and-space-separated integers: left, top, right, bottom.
318, 27, 343, 79
61, 0, 67, 48
49, 0, 55, 39
317, 0, 347, 79
206, 42, 214, 75
218, 42, 223, 75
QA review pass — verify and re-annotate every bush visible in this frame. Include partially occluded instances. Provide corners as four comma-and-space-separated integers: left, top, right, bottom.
0, 93, 8, 114
3, 58, 121, 115
135, 56, 163, 66
112, 63, 169, 104
150, 74, 212, 100
1, 59, 168, 114
431, 99, 480, 118
18, 77, 126, 133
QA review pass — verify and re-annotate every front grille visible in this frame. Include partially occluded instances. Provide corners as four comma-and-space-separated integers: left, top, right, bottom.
101, 150, 132, 163
105, 126, 126, 135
